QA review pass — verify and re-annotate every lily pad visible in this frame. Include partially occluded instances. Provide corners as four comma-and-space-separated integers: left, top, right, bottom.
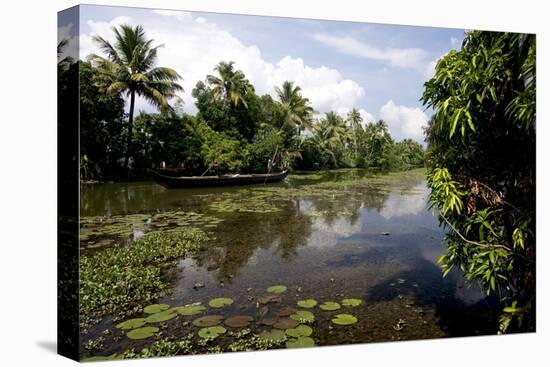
208, 297, 234, 308
224, 315, 254, 328
273, 317, 300, 329
297, 299, 317, 308
145, 310, 177, 323
342, 298, 363, 307
258, 294, 281, 304
143, 304, 170, 314
267, 285, 287, 294
319, 301, 341, 311
290, 310, 315, 323
285, 324, 313, 338
278, 306, 297, 317
331, 314, 358, 325
126, 326, 159, 340
286, 336, 315, 349
260, 317, 278, 326
193, 315, 224, 327
115, 318, 146, 330
172, 305, 206, 316
198, 326, 226, 339
258, 329, 286, 342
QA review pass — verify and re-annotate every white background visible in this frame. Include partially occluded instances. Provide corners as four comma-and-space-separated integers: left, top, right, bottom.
0, 0, 548, 365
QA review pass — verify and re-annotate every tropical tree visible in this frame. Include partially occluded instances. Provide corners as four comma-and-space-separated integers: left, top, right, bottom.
347, 108, 363, 163
275, 81, 314, 135
90, 24, 183, 171
207, 61, 249, 108
422, 31, 535, 333
307, 112, 350, 166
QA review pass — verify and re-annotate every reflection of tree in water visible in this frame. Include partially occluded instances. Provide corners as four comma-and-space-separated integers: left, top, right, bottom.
360, 241, 499, 336
302, 168, 426, 227
195, 199, 313, 281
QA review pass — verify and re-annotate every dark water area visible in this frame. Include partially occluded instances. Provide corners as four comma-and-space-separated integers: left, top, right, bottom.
80, 169, 498, 357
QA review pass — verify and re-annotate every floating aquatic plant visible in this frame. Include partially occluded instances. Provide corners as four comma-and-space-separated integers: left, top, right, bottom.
208, 297, 234, 308
297, 299, 317, 308
143, 304, 170, 314
331, 314, 358, 325
266, 285, 287, 294
258, 329, 286, 342
273, 317, 300, 330
224, 315, 254, 328
290, 310, 315, 323
342, 298, 363, 307
285, 324, 313, 338
277, 306, 296, 317
126, 326, 159, 340
258, 294, 281, 304
286, 336, 315, 348
145, 310, 177, 323
198, 326, 226, 339
193, 315, 224, 327
319, 301, 341, 311
172, 305, 206, 316
115, 318, 146, 330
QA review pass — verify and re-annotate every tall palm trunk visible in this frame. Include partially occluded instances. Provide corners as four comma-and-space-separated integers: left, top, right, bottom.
123, 90, 136, 173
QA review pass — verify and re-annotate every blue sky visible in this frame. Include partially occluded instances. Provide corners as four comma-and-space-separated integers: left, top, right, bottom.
59, 5, 465, 143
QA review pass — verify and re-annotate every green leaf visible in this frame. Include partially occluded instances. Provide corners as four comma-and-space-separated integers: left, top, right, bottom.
297, 299, 317, 308
126, 326, 159, 340
266, 285, 287, 294
208, 297, 234, 308
331, 314, 358, 325
319, 301, 341, 311
143, 304, 170, 314
286, 336, 315, 349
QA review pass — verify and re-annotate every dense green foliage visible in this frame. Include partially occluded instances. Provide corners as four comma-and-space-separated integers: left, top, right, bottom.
79, 229, 208, 328
422, 31, 535, 333
68, 24, 424, 180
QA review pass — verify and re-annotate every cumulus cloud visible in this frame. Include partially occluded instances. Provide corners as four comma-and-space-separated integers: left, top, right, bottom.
79, 11, 365, 115
312, 33, 428, 70
379, 100, 428, 142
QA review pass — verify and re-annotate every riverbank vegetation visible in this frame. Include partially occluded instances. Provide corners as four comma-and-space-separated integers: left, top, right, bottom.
422, 31, 536, 333
58, 24, 425, 181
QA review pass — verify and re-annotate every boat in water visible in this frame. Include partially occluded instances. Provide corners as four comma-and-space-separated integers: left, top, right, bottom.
148, 169, 289, 189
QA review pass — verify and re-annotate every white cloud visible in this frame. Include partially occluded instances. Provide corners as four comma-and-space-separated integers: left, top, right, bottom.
312, 33, 428, 70
80, 11, 365, 115
379, 100, 428, 142
379, 184, 428, 219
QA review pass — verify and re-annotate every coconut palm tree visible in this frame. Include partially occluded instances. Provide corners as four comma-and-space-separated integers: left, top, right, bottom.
207, 61, 249, 108
275, 81, 314, 135
347, 108, 363, 163
309, 112, 350, 166
90, 24, 183, 171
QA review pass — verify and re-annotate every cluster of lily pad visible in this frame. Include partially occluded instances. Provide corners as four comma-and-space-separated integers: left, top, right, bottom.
83, 281, 369, 362
80, 211, 223, 248
209, 197, 281, 214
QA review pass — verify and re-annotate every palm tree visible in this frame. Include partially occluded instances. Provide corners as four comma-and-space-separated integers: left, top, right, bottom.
309, 112, 350, 166
346, 108, 363, 163
207, 61, 249, 108
275, 81, 314, 135
90, 24, 183, 171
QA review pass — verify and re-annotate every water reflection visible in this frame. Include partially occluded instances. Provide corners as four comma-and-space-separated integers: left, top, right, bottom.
81, 168, 497, 345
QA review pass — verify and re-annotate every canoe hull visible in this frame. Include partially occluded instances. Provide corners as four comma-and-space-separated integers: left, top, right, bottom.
148, 169, 289, 189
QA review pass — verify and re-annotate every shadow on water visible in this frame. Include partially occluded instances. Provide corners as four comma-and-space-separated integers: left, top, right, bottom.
362, 245, 499, 336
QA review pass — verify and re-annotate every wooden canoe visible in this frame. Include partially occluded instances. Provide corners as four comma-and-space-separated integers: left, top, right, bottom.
148, 169, 289, 189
